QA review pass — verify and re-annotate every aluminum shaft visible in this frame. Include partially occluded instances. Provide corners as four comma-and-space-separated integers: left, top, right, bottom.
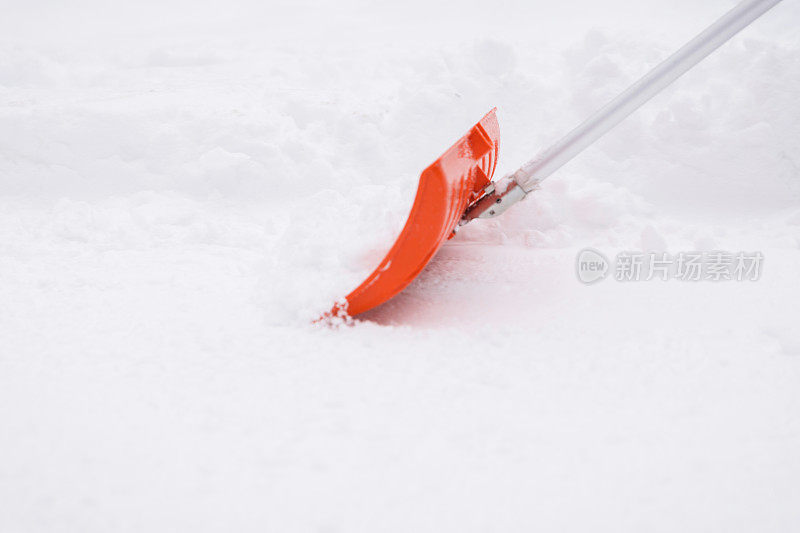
511, 0, 782, 193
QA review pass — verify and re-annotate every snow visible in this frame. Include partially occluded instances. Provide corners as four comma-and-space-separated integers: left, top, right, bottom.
1, 0, 800, 531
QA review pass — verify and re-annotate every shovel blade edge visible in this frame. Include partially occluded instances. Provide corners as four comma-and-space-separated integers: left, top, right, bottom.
335, 108, 500, 318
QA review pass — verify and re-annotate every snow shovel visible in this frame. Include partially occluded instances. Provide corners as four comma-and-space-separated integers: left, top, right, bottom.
334, 0, 782, 318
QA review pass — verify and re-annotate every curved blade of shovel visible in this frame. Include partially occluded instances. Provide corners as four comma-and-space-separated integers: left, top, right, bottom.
331, 108, 500, 318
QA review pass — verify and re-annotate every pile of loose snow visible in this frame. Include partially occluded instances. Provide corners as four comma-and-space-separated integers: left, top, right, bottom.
1, 0, 799, 531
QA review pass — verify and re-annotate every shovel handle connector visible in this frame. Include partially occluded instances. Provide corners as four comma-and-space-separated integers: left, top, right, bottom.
460, 176, 528, 223
461, 0, 782, 224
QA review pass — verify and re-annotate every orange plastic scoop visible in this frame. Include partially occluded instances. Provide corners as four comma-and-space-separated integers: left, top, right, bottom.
332, 109, 499, 317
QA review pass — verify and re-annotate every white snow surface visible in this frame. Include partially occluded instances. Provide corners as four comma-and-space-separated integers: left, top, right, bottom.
2, 0, 800, 531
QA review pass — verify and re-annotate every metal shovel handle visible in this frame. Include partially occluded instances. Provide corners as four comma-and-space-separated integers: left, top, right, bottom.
463, 0, 783, 222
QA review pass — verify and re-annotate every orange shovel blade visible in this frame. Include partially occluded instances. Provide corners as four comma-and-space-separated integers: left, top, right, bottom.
334, 109, 500, 317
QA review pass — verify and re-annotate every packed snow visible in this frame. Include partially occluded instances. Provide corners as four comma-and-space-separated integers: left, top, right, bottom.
1, 0, 799, 531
